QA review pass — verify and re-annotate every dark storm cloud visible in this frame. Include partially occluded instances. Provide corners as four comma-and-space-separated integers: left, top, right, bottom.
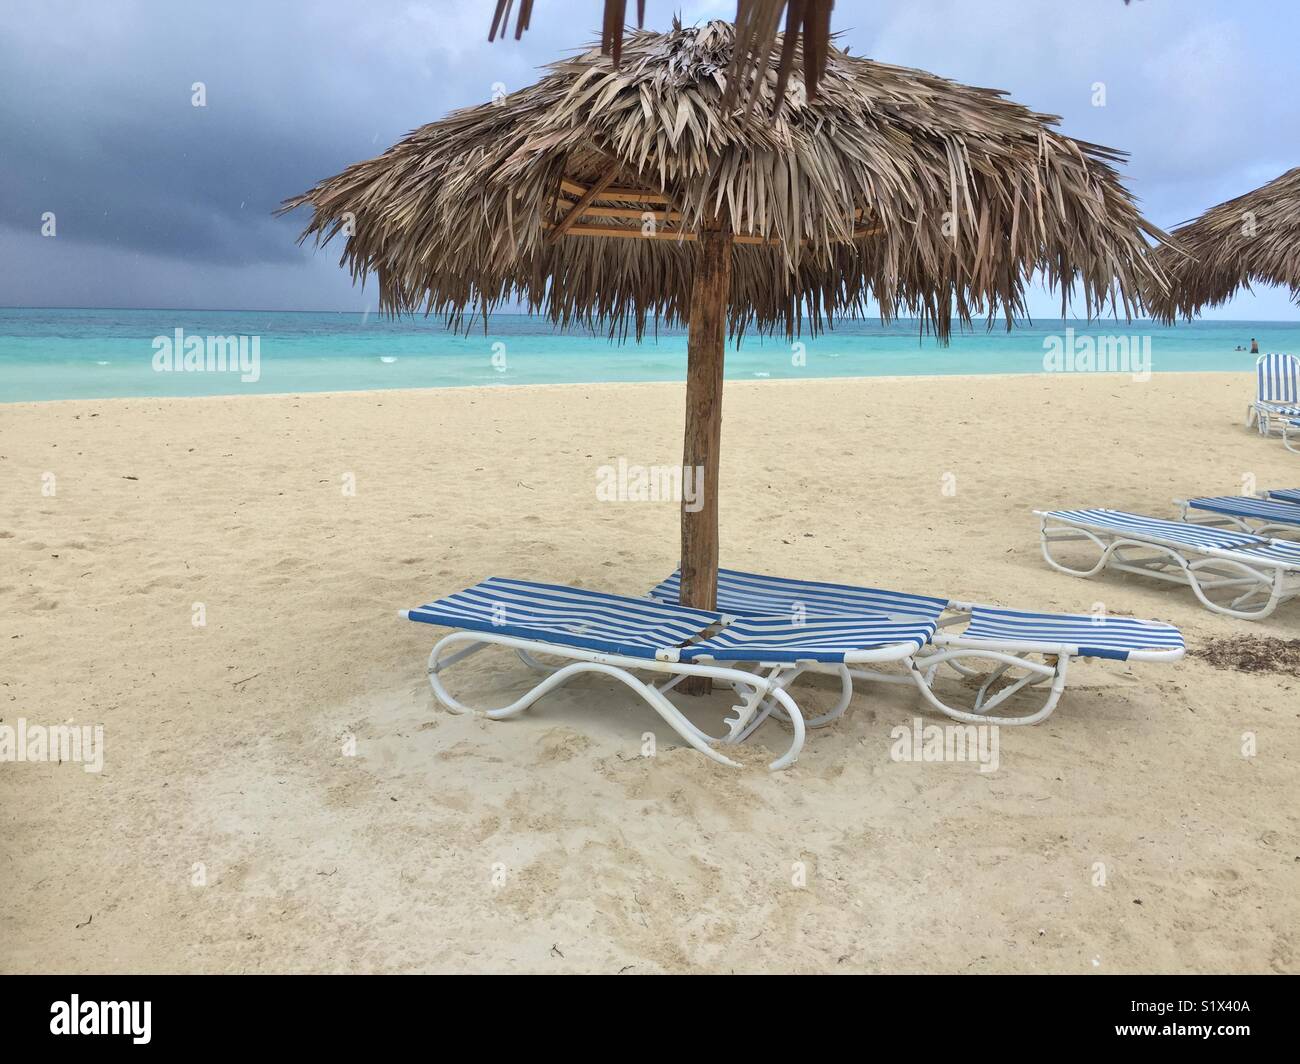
1, 1, 570, 272
1, 0, 1297, 316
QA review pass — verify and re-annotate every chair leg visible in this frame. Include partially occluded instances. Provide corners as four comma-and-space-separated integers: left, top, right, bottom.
905, 650, 1066, 726
1184, 559, 1283, 620
425, 631, 809, 770
1284, 422, 1300, 454
1039, 522, 1113, 578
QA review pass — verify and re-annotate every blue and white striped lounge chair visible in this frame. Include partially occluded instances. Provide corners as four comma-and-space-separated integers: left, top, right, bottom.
1266, 488, 1300, 505
402, 577, 937, 770
647, 568, 1183, 728
1177, 495, 1300, 538
1038, 508, 1300, 620
1247, 352, 1300, 436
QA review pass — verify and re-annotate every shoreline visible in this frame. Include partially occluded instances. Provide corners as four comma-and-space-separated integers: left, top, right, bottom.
0, 366, 1252, 409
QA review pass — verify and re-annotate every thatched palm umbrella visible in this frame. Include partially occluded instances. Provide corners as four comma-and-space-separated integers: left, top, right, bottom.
285, 20, 1165, 690
1150, 167, 1300, 322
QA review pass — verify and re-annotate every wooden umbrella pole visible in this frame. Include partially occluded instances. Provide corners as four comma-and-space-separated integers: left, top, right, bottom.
678, 222, 732, 695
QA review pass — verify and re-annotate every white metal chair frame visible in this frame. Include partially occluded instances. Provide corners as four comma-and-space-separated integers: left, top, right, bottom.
417, 623, 932, 771
1284, 419, 1300, 455
1249, 401, 1300, 438
644, 577, 1184, 730
785, 599, 1186, 731
1037, 512, 1299, 620
795, 618, 1073, 728
678, 627, 1070, 738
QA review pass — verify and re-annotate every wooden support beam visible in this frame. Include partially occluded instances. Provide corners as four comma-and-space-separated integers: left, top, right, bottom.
554, 200, 685, 223
543, 222, 884, 244
548, 164, 621, 243
544, 222, 701, 241
678, 224, 732, 696
555, 175, 880, 242
559, 178, 672, 204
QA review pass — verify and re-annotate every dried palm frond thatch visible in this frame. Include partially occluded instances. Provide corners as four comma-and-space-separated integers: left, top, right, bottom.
490, 1, 1149, 107
1149, 167, 1300, 322
284, 19, 1167, 342
491, 1, 835, 107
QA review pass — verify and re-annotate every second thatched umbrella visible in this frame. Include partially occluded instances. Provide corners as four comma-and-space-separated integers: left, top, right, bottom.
1150, 166, 1300, 322
285, 19, 1166, 679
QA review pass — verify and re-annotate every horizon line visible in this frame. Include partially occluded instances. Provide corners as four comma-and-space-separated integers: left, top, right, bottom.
2, 306, 1299, 325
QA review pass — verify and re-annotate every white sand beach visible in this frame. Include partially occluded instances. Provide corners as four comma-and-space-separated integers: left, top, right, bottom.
1, 370, 1297, 974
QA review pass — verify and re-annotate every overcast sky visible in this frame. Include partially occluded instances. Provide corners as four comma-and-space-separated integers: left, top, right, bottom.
2, 0, 1297, 318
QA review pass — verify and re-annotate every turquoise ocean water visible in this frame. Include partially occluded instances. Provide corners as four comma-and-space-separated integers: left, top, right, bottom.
0, 307, 1295, 403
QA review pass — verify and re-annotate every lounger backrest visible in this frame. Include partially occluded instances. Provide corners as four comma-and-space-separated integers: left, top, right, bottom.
1234, 538, 1300, 568
1044, 508, 1262, 549
406, 576, 721, 659
680, 614, 937, 663
959, 605, 1185, 661
1185, 495, 1300, 527
1256, 353, 1300, 404
649, 567, 948, 622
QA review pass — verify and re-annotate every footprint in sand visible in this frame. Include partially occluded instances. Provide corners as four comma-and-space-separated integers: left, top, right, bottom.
535, 728, 593, 763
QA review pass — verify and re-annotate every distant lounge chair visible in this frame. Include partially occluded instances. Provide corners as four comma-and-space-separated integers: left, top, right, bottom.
1177, 495, 1300, 538
402, 576, 936, 770
1038, 508, 1300, 619
1266, 488, 1300, 505
1247, 352, 1300, 436
647, 568, 1183, 728
1285, 419, 1300, 455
